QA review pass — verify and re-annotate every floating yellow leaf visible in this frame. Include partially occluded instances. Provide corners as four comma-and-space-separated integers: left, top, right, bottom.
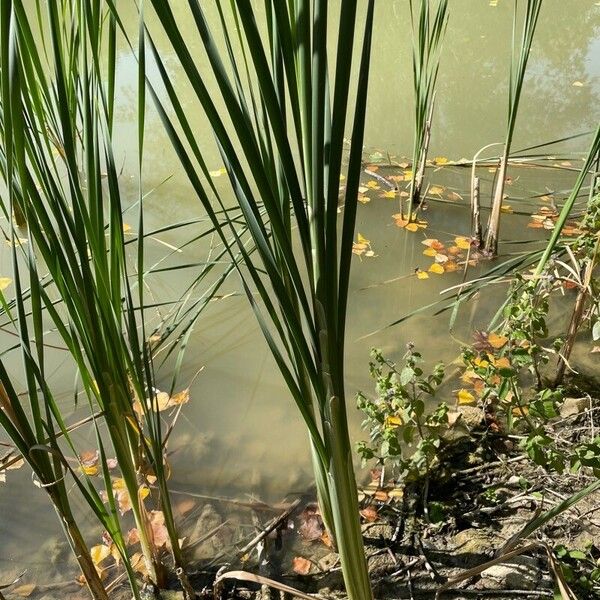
122, 223, 132, 233
428, 263, 444, 274
403, 169, 413, 180
488, 332, 508, 349
91, 544, 111, 567
358, 194, 370, 204
512, 405, 529, 417
209, 167, 227, 177
444, 260, 459, 272
416, 269, 429, 280
455, 236, 471, 250
422, 238, 445, 251
423, 247, 438, 257
500, 204, 513, 214
405, 223, 419, 232
0, 277, 12, 291
170, 388, 190, 406
433, 157, 449, 165
366, 181, 380, 189
429, 185, 444, 195
457, 389, 476, 405
357, 233, 370, 245
380, 190, 396, 199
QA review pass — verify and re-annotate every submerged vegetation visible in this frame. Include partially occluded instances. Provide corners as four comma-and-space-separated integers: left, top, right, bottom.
0, 1, 599, 599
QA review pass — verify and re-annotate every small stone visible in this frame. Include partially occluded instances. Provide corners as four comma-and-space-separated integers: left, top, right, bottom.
190, 504, 227, 560
560, 397, 588, 418
477, 555, 541, 590
159, 593, 185, 600
318, 552, 339, 571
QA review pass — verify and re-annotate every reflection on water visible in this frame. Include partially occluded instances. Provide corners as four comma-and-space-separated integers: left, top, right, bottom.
1, 0, 599, 582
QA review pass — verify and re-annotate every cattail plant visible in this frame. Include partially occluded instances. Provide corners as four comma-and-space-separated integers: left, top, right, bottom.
144, 1, 376, 598
484, 0, 543, 255
404, 0, 448, 219
0, 1, 197, 596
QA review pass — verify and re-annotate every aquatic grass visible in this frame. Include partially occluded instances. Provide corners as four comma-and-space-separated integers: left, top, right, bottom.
405, 0, 448, 219
0, 0, 204, 595
484, 0, 543, 255
142, 1, 376, 597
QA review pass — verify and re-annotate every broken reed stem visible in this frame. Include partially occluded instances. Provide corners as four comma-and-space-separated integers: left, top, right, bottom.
484, 146, 509, 255
471, 176, 483, 247
410, 93, 436, 217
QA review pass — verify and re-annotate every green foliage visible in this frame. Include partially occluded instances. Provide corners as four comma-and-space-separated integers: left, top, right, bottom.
554, 544, 600, 596
357, 346, 447, 482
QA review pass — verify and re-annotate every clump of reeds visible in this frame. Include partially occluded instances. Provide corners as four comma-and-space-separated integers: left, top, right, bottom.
404, 0, 449, 219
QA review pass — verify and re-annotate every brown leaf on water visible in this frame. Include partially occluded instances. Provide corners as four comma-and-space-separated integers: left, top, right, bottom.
150, 510, 170, 548
126, 528, 140, 545
176, 498, 196, 516
79, 450, 99, 476
292, 556, 312, 575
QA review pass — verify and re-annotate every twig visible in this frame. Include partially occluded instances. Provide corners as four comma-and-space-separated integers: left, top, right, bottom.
237, 499, 301, 559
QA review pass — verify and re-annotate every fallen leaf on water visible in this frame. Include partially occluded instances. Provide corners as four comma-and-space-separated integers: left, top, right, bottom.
433, 156, 449, 165
446, 191, 463, 201
358, 185, 368, 194
126, 528, 140, 545
444, 261, 459, 272
170, 388, 190, 406
79, 450, 99, 476
434, 253, 449, 264
455, 236, 471, 250
176, 498, 196, 516
398, 161, 410, 169
91, 544, 111, 568
422, 238, 445, 251
209, 167, 227, 177
380, 190, 396, 199
0, 277, 13, 291
416, 269, 429, 280
13, 584, 36, 598
572, 81, 584, 87
131, 552, 149, 577
150, 510, 169, 548
358, 194, 370, 204
423, 247, 438, 257
428, 263, 444, 274
292, 556, 312, 575
457, 389, 476, 405
366, 181, 380, 190
428, 185, 444, 195
500, 204, 513, 214
405, 223, 420, 232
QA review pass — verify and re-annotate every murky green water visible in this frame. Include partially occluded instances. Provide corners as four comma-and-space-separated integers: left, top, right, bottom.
1, 0, 599, 586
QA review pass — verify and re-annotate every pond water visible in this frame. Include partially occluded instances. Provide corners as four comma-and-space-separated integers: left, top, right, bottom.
1, 0, 599, 588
